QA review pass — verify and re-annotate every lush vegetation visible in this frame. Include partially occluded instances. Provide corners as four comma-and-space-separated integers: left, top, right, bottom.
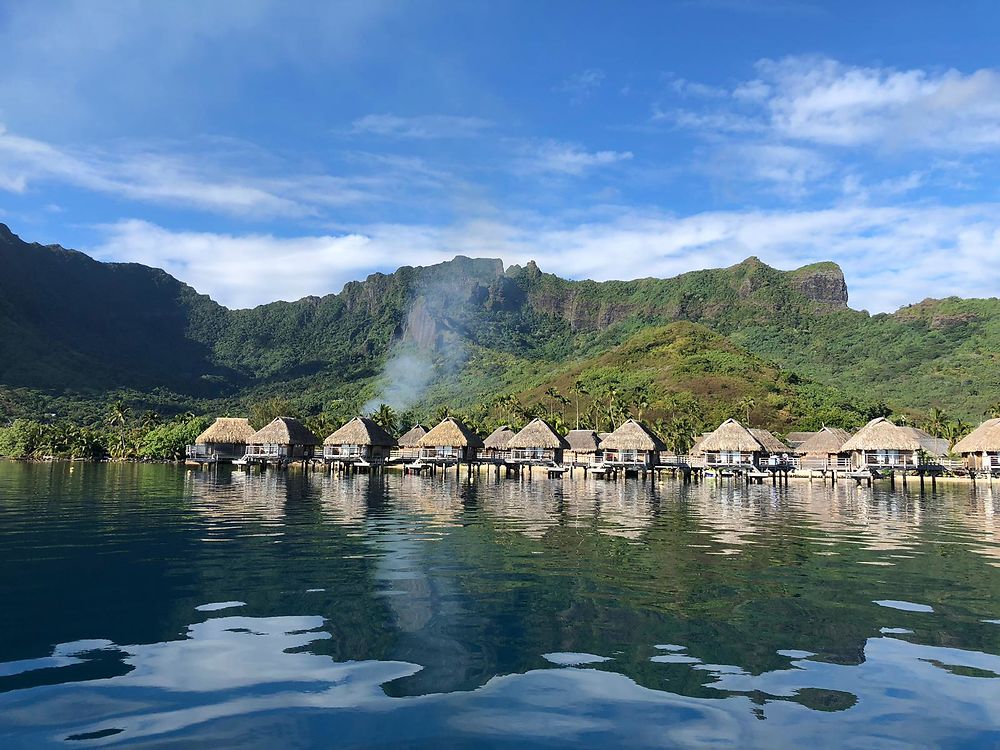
1, 223, 998, 457
0, 403, 208, 461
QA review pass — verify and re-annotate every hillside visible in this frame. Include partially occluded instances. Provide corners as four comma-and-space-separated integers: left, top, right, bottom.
0, 223, 996, 431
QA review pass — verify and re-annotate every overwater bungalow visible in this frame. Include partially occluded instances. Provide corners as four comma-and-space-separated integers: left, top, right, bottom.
482, 425, 516, 461
599, 419, 666, 468
396, 424, 427, 460
507, 418, 568, 464
751, 429, 793, 464
322, 416, 396, 465
565, 429, 602, 465
698, 419, 768, 467
840, 418, 924, 470
417, 416, 484, 462
246, 417, 321, 461
796, 426, 853, 469
952, 419, 1000, 473
186, 417, 255, 463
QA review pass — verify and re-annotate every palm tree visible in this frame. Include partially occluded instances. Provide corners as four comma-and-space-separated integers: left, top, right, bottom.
632, 386, 651, 423
369, 403, 399, 435
106, 400, 132, 460
986, 402, 1000, 419
924, 407, 947, 438
544, 387, 563, 419
737, 396, 756, 427
601, 384, 621, 431
943, 419, 971, 450
569, 379, 588, 430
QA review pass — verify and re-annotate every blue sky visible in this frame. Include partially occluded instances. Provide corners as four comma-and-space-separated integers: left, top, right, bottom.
1, 0, 999, 311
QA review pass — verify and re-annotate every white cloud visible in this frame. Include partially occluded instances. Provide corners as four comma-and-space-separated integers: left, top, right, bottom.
519, 140, 634, 176
711, 143, 832, 198
677, 56, 1000, 152
350, 114, 494, 139
91, 203, 1000, 313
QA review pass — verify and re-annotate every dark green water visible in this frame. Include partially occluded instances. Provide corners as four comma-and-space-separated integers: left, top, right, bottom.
2, 462, 1000, 748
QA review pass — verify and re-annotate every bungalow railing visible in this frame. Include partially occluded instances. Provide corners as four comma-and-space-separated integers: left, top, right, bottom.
186, 445, 213, 459
419, 447, 460, 461
323, 446, 364, 459
245, 445, 284, 457
799, 457, 853, 470
859, 454, 918, 468
509, 449, 553, 463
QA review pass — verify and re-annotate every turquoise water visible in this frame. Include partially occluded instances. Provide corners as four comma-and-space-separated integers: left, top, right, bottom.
2, 462, 1000, 748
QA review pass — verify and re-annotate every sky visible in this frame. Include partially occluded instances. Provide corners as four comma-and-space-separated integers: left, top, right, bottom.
1, 0, 999, 312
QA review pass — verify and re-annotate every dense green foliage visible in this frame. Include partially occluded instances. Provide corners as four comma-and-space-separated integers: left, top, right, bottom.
0, 407, 209, 461
1, 223, 997, 451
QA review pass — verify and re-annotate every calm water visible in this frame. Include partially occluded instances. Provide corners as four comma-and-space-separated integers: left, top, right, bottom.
2, 463, 1000, 748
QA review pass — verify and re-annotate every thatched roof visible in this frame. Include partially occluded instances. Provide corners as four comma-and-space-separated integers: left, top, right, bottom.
796, 426, 853, 455
699, 419, 763, 453
600, 419, 667, 451
483, 425, 516, 449
324, 416, 396, 447
750, 428, 792, 454
900, 427, 949, 457
249, 417, 321, 446
397, 424, 427, 447
689, 434, 710, 456
565, 429, 601, 452
841, 418, 920, 452
418, 417, 485, 448
507, 418, 568, 449
195, 417, 254, 445
953, 419, 1000, 454
786, 431, 816, 449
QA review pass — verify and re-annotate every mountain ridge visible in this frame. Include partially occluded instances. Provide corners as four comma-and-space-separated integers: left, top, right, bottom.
0, 223, 996, 426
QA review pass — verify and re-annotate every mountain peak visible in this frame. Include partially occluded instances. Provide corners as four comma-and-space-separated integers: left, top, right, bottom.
788, 261, 848, 308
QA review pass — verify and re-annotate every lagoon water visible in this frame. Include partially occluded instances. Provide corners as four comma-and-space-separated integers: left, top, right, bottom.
2, 462, 1000, 748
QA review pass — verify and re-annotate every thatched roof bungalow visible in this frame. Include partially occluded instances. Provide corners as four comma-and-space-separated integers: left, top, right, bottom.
418, 417, 484, 462
323, 417, 396, 463
188, 417, 255, 461
796, 426, 853, 468
953, 419, 1000, 472
600, 419, 666, 467
507, 418, 569, 464
247, 417, 321, 459
840, 418, 923, 469
565, 429, 602, 464
482, 425, 516, 460
396, 424, 427, 459
698, 419, 771, 467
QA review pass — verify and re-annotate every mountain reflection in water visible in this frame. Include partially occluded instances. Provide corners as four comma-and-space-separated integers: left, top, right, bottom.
2, 462, 1000, 748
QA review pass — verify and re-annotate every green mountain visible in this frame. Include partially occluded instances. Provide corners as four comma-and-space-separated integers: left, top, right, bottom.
0, 223, 996, 432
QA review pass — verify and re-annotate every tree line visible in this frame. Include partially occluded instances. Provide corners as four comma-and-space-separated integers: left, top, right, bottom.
3, 391, 998, 461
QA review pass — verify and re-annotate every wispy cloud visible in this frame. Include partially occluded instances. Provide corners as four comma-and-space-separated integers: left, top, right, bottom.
91, 202, 1000, 313
0, 126, 454, 219
349, 114, 494, 139
517, 139, 634, 176
556, 69, 606, 102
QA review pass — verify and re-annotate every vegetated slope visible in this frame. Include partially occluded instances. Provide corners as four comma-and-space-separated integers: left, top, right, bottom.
0, 222, 997, 426
0, 224, 233, 394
